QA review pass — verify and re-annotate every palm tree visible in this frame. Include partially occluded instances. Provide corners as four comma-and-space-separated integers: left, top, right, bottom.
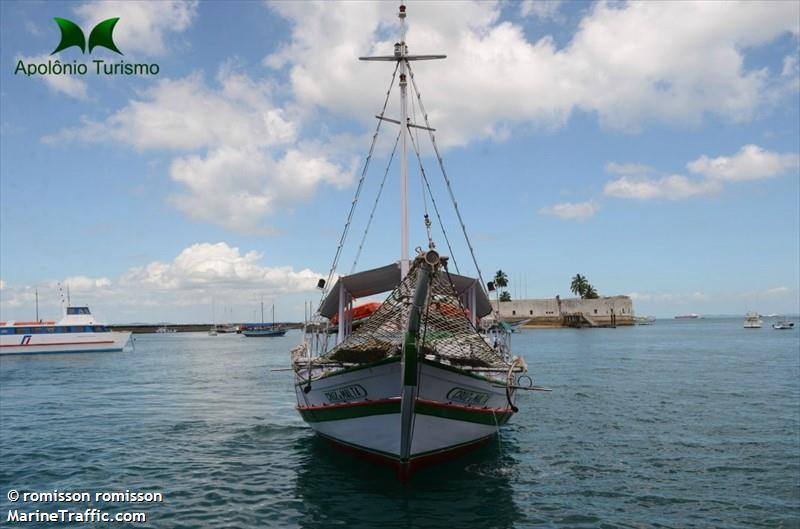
494, 270, 508, 290
584, 285, 599, 299
493, 270, 510, 312
570, 274, 588, 297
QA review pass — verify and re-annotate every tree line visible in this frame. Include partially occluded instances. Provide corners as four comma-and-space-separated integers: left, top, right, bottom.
491, 270, 600, 301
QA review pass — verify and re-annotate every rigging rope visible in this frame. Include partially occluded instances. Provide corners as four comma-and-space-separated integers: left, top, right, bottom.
319, 61, 400, 309
407, 125, 461, 274
350, 129, 402, 273
411, 89, 434, 251
406, 62, 490, 299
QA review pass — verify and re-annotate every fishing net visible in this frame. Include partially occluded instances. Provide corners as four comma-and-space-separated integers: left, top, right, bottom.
314, 258, 510, 369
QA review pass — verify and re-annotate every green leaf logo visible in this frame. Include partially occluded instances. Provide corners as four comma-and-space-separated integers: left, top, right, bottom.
88, 18, 122, 55
52, 17, 85, 54
51, 17, 123, 55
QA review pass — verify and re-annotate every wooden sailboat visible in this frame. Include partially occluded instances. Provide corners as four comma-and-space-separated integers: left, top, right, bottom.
290, 3, 535, 477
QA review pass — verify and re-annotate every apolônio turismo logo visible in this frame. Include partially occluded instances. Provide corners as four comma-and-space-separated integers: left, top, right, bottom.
14, 16, 160, 78
51, 17, 123, 55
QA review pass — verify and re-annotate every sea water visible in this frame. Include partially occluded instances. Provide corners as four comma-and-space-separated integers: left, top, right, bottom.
1, 318, 798, 528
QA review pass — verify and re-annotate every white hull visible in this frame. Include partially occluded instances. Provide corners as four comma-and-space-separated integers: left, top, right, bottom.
295, 358, 515, 465
0, 331, 131, 355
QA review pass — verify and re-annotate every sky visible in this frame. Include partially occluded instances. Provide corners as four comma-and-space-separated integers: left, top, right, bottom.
1, 0, 798, 323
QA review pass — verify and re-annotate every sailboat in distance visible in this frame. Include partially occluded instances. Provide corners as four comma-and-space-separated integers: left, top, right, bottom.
290, 4, 542, 478
243, 301, 287, 337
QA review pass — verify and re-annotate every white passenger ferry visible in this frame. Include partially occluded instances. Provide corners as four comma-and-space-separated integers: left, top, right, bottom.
0, 306, 131, 355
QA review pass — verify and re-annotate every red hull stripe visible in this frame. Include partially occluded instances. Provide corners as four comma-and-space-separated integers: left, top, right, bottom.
0, 340, 116, 348
298, 398, 513, 425
318, 432, 495, 475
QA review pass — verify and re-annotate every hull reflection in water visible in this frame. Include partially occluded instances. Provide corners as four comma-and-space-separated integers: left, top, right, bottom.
292, 433, 522, 529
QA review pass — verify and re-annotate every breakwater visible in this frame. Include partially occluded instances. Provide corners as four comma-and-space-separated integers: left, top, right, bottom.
108, 323, 302, 334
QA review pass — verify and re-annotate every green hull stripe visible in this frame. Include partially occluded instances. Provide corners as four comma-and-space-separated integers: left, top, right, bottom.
415, 402, 513, 426
299, 400, 400, 422
403, 331, 418, 385
299, 400, 513, 425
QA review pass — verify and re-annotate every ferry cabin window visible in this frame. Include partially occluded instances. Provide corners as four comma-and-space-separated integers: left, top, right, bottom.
46, 327, 56, 333
84, 326, 94, 332
0, 328, 12, 335
15, 327, 31, 334
70, 326, 82, 333
93, 326, 105, 332
67, 307, 91, 315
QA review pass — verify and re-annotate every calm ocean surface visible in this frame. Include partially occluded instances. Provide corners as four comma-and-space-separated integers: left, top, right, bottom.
1, 318, 798, 528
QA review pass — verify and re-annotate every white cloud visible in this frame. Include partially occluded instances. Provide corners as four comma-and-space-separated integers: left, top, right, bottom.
539, 200, 599, 220
46, 70, 352, 233
74, 0, 198, 57
783, 55, 799, 78
119, 242, 319, 293
605, 162, 659, 178
0, 243, 323, 319
168, 146, 351, 233
536, 144, 797, 216
64, 276, 113, 290
24, 20, 43, 37
520, 0, 563, 21
603, 174, 720, 200
267, 0, 799, 144
47, 72, 296, 150
604, 144, 797, 200
687, 144, 800, 182
763, 286, 790, 297
41, 1, 800, 231
16, 54, 88, 100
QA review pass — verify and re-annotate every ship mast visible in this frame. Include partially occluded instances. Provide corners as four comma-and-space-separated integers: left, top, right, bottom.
398, 6, 409, 277
360, 4, 445, 278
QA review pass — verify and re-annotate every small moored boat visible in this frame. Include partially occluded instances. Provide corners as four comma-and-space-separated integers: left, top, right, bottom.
243, 303, 287, 337
772, 319, 795, 330
743, 312, 763, 329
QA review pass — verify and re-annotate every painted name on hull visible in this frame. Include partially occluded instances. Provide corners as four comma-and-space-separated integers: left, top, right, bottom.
446, 387, 490, 406
324, 384, 368, 403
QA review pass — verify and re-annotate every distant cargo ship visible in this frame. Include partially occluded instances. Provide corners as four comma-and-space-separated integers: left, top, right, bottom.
674, 313, 701, 319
